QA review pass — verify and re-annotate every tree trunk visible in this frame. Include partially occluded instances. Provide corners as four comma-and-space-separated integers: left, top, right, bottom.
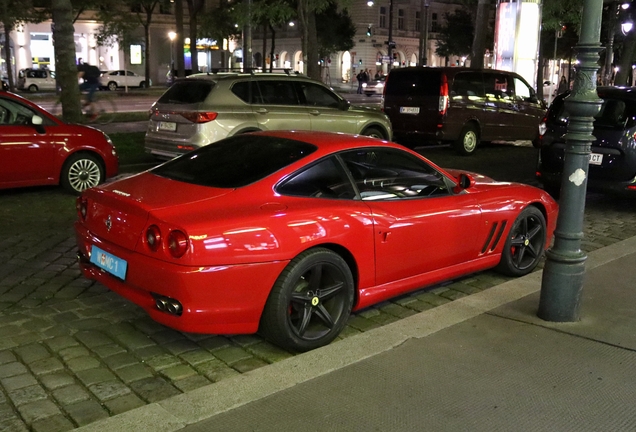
176, 0, 185, 77
144, 22, 151, 87
306, 11, 320, 80
269, 24, 276, 73
297, 0, 308, 74
52, 0, 82, 123
262, 24, 266, 70
469, 0, 490, 69
2, 21, 15, 92
187, 0, 204, 73
616, 30, 636, 86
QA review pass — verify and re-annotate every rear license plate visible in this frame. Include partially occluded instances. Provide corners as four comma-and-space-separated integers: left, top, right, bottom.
589, 153, 603, 165
400, 107, 420, 114
90, 245, 128, 280
159, 121, 177, 132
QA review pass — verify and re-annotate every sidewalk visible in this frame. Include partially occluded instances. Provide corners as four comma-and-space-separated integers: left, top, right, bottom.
76, 236, 636, 432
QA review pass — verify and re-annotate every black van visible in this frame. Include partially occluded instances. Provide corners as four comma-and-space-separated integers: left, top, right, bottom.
382, 67, 546, 155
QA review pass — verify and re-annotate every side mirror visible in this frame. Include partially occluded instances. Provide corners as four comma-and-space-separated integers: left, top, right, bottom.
32, 115, 45, 134
339, 99, 351, 111
454, 173, 472, 193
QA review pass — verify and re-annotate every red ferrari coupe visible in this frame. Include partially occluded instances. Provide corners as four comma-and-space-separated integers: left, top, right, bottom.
75, 131, 558, 351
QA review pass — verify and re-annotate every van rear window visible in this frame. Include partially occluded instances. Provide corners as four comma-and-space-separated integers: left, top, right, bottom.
158, 80, 215, 104
385, 70, 440, 96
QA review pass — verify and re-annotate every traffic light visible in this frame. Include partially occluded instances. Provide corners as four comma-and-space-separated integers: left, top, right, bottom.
359, 59, 363, 65
366, 26, 372, 36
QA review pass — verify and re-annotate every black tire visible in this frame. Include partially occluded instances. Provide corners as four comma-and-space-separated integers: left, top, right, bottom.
60, 153, 104, 194
28, 84, 38, 92
453, 123, 479, 156
259, 248, 355, 352
361, 127, 385, 139
495, 206, 546, 277
139, 81, 147, 89
107, 82, 118, 91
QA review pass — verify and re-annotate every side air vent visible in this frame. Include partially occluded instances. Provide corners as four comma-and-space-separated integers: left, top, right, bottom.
481, 221, 508, 253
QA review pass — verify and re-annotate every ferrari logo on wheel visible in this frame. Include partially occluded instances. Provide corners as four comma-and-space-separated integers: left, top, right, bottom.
311, 297, 319, 306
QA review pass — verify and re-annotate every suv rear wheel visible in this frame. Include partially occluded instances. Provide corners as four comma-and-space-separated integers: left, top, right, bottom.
454, 123, 480, 156
361, 127, 385, 139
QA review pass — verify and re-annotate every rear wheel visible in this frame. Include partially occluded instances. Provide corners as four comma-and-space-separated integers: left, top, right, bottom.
139, 81, 147, 88
60, 153, 104, 194
495, 206, 546, 277
454, 123, 479, 156
259, 248, 354, 352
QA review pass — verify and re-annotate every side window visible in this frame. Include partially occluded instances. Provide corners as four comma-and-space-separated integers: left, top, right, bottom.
513, 77, 532, 101
340, 148, 450, 200
485, 73, 513, 100
299, 83, 340, 108
231, 81, 262, 104
277, 157, 356, 199
451, 72, 484, 98
256, 80, 299, 105
0, 97, 54, 126
127, 71, 134, 76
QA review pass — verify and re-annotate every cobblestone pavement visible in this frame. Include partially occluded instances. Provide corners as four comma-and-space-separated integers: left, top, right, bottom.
2, 143, 636, 431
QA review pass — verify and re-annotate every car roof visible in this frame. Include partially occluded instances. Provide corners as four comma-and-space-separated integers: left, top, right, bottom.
597, 86, 636, 100
255, 130, 398, 154
186, 71, 310, 82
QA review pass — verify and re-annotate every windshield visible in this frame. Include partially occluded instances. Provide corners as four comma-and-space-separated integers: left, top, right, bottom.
151, 135, 317, 188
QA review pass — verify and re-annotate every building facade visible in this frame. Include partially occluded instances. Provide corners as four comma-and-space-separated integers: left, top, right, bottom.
2, 0, 474, 88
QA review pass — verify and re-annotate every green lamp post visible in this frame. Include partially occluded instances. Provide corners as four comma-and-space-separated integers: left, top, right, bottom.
538, 0, 604, 321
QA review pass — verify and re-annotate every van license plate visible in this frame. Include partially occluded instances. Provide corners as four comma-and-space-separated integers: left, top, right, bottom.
159, 121, 177, 132
400, 107, 420, 114
589, 153, 603, 165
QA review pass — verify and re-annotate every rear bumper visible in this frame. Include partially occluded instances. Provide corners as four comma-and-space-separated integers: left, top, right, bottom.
75, 223, 289, 334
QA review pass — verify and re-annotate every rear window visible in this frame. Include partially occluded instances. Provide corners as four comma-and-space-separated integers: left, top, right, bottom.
385, 69, 440, 97
151, 135, 317, 188
157, 80, 215, 104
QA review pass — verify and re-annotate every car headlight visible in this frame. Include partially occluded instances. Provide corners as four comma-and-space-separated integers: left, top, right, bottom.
362, 83, 367, 88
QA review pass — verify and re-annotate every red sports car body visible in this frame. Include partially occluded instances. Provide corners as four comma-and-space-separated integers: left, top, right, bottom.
75, 131, 557, 351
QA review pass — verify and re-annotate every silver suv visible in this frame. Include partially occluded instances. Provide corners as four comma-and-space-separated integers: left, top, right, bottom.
145, 73, 393, 159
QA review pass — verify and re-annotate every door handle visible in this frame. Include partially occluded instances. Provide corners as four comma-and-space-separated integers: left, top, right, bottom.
256, 108, 268, 114
309, 110, 320, 116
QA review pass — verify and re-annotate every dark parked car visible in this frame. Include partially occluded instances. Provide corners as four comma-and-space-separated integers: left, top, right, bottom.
382, 67, 546, 155
536, 87, 636, 197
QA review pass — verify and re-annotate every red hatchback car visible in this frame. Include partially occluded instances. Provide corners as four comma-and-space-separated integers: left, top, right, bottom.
0, 91, 118, 194
75, 131, 557, 352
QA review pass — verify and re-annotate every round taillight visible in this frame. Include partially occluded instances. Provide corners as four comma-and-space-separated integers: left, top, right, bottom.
76, 197, 88, 220
146, 225, 161, 252
167, 230, 189, 258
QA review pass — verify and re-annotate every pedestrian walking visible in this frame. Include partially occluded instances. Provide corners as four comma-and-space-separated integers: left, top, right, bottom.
557, 75, 568, 94
356, 70, 364, 94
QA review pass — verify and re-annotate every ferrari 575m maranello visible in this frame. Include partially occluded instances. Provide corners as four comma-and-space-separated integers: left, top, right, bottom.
75, 131, 558, 352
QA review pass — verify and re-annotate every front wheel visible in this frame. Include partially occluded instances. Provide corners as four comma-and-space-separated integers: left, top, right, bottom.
454, 123, 479, 156
259, 248, 354, 352
107, 82, 118, 91
361, 127, 385, 139
28, 84, 38, 92
495, 206, 546, 277
60, 153, 104, 194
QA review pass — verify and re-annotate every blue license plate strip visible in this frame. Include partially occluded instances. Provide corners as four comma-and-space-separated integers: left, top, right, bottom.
90, 245, 128, 280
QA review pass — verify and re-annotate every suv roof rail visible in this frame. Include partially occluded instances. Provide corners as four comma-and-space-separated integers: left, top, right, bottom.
195, 67, 303, 76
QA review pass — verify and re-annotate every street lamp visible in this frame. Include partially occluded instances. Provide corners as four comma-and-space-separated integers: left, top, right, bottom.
168, 31, 176, 70
387, 0, 394, 72
538, 0, 604, 322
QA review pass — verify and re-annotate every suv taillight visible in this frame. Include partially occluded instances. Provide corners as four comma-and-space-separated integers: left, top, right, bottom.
180, 112, 218, 123
439, 74, 449, 115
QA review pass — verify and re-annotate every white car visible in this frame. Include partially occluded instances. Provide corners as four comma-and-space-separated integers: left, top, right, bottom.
99, 70, 151, 91
362, 76, 386, 96
17, 69, 56, 92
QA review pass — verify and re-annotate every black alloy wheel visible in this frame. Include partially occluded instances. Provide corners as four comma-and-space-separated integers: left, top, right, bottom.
260, 248, 354, 352
496, 206, 547, 277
